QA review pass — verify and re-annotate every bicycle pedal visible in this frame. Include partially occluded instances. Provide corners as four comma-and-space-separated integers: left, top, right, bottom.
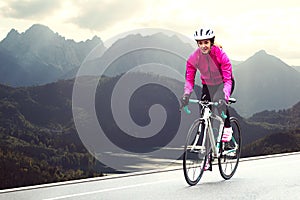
226, 152, 237, 157
187, 145, 206, 153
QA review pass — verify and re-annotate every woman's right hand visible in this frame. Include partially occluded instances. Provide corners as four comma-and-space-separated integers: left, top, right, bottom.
180, 93, 191, 110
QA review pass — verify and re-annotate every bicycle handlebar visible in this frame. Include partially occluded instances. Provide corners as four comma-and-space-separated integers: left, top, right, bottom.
182, 98, 236, 115
183, 99, 218, 115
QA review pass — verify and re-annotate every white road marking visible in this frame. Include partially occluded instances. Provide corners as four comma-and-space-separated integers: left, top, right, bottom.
43, 179, 174, 200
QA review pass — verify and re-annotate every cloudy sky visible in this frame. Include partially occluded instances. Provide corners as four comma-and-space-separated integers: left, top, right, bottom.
0, 0, 299, 65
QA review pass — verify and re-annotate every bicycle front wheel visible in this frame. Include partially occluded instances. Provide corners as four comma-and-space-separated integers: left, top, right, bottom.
183, 119, 210, 186
218, 117, 242, 180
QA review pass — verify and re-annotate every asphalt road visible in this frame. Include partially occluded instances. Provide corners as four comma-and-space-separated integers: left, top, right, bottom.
1, 152, 300, 200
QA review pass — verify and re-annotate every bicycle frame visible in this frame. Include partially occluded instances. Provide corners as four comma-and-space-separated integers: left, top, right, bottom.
186, 100, 239, 159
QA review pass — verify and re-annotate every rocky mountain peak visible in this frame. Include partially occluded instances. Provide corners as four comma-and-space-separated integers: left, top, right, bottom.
26, 24, 54, 35
5, 28, 19, 38
254, 49, 267, 55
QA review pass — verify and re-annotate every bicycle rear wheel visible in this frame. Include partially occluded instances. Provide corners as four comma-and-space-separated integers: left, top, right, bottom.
218, 117, 241, 180
183, 119, 210, 186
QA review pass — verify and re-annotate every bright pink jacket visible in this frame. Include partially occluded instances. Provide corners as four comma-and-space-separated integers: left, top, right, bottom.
184, 45, 233, 100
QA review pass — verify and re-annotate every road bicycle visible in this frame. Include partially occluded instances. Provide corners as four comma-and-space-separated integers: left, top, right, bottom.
182, 98, 241, 186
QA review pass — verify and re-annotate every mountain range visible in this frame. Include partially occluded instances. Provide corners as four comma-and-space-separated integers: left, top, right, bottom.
1, 24, 299, 117
233, 50, 300, 116
0, 24, 104, 86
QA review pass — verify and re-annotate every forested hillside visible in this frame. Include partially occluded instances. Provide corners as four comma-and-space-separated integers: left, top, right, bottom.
0, 74, 299, 189
0, 80, 104, 189
242, 102, 300, 157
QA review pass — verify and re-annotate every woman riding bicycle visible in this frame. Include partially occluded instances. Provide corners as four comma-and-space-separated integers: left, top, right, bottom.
180, 27, 235, 142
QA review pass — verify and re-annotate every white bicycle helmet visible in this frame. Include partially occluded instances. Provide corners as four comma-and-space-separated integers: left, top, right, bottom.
194, 28, 215, 40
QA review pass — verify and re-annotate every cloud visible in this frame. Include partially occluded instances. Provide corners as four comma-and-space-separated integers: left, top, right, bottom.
0, 0, 62, 19
69, 0, 144, 31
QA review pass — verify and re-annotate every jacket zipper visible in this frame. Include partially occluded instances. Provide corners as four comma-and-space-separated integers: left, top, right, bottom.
206, 55, 213, 82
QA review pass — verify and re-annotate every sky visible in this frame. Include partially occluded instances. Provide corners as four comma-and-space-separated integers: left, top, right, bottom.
0, 0, 300, 66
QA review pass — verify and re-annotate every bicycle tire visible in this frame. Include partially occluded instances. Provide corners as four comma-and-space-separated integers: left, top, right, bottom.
183, 119, 210, 186
218, 117, 242, 180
